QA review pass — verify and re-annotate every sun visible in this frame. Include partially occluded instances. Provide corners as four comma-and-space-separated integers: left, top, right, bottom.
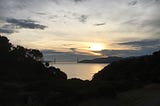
89, 43, 104, 51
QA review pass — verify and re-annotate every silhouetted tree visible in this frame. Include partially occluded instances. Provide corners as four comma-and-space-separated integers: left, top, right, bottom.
27, 49, 43, 61
0, 35, 71, 106
0, 35, 12, 56
10, 45, 27, 59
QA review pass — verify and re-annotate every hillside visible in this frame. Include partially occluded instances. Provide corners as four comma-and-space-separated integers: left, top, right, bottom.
78, 84, 160, 106
79, 56, 123, 63
92, 50, 160, 91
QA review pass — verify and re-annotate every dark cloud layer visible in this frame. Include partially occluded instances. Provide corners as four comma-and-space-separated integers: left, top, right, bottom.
94, 23, 106, 26
99, 39, 160, 57
0, 28, 14, 34
0, 18, 47, 34
118, 39, 160, 47
78, 15, 88, 23
128, 0, 138, 6
142, 18, 160, 30
6, 18, 47, 30
73, 0, 87, 3
41, 49, 101, 62
100, 46, 159, 57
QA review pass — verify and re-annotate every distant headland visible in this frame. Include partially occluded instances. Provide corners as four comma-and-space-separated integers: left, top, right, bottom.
78, 56, 123, 63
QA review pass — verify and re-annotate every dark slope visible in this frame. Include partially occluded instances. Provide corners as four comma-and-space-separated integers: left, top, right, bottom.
92, 50, 160, 91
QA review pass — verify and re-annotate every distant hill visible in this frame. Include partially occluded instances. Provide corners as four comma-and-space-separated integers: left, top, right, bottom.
78, 56, 123, 63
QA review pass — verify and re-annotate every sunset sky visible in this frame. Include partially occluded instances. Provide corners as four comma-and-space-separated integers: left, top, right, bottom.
0, 0, 160, 61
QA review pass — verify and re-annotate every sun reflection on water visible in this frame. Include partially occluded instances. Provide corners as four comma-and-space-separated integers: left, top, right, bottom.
51, 63, 108, 80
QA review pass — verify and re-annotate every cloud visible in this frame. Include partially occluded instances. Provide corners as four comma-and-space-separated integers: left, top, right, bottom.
94, 22, 106, 26
74, 0, 83, 2
51, 0, 59, 4
0, 28, 14, 34
121, 15, 160, 37
0, 18, 47, 34
155, 0, 160, 2
128, 0, 138, 6
72, 0, 87, 3
41, 50, 71, 55
99, 39, 160, 57
90, 39, 160, 57
141, 18, 160, 30
41, 49, 102, 62
123, 19, 138, 25
118, 39, 160, 47
99, 46, 160, 57
49, 15, 58, 19
78, 15, 88, 23
35, 12, 47, 16
63, 44, 74, 46
6, 18, 47, 30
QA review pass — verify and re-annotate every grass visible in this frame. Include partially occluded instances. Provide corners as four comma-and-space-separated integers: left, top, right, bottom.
77, 84, 160, 106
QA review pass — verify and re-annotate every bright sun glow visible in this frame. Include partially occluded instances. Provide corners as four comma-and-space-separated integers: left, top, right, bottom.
90, 43, 104, 51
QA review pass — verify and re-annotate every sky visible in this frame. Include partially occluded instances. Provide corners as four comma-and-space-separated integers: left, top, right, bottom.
0, 0, 160, 61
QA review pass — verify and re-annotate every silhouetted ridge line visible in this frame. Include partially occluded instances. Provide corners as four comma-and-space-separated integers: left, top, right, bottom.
79, 56, 123, 63
92, 50, 160, 91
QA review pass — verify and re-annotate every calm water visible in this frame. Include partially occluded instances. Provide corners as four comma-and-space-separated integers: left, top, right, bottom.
50, 62, 108, 80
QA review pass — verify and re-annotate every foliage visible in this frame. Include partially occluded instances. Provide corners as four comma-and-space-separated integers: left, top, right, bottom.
0, 35, 69, 106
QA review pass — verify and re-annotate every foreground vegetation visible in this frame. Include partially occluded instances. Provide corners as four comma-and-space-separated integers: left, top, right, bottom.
0, 35, 160, 106
93, 50, 160, 92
